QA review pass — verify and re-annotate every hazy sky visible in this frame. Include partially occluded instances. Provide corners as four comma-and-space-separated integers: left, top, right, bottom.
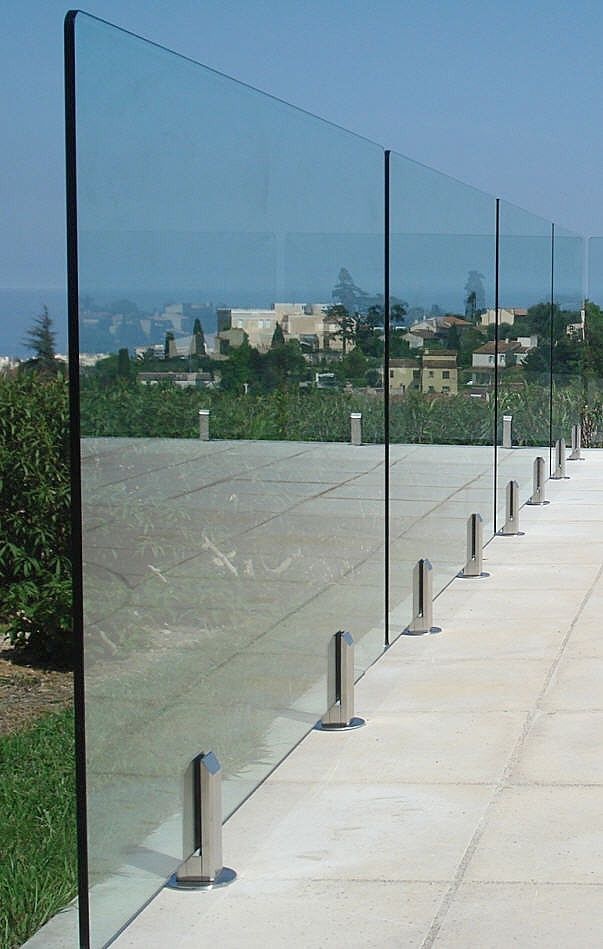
2, 0, 603, 289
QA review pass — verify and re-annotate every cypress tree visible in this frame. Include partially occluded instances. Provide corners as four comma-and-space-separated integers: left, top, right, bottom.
117, 347, 131, 378
192, 317, 206, 356
271, 321, 285, 348
23, 306, 58, 374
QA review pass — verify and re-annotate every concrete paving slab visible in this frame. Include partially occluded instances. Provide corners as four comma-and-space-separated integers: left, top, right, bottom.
391, 622, 566, 662
435, 883, 603, 949
40, 441, 603, 948
114, 880, 447, 949
465, 786, 603, 883
510, 711, 603, 785
540, 656, 603, 710
272, 711, 524, 785
358, 656, 547, 712
218, 781, 494, 883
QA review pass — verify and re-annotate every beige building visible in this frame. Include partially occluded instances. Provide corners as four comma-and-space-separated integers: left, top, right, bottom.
472, 340, 523, 370
479, 307, 527, 328
421, 350, 458, 395
216, 303, 345, 353
403, 327, 437, 350
216, 327, 247, 355
217, 308, 279, 351
389, 358, 421, 394
283, 307, 347, 353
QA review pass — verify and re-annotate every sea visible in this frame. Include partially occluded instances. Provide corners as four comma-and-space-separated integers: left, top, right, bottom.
0, 287, 221, 358
0, 284, 571, 360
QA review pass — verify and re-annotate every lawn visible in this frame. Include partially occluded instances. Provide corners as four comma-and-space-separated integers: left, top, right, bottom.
0, 707, 76, 949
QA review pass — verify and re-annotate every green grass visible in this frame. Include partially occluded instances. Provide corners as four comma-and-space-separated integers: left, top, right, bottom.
0, 708, 77, 949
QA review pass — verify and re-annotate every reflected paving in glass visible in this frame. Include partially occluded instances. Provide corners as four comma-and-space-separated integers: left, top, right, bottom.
66, 11, 593, 949
71, 11, 384, 945
497, 202, 554, 509
388, 153, 496, 629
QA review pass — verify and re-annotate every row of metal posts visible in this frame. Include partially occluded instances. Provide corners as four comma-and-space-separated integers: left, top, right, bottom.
408, 425, 583, 635
199, 410, 364, 444
181, 422, 584, 889
202, 410, 583, 458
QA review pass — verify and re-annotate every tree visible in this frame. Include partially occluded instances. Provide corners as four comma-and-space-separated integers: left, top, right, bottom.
355, 305, 384, 357
327, 304, 356, 355
336, 347, 369, 386
523, 345, 550, 376
219, 337, 262, 392
553, 333, 583, 377
390, 302, 408, 327
389, 334, 412, 358
263, 340, 307, 390
271, 321, 285, 348
446, 323, 461, 354
459, 326, 486, 368
584, 301, 603, 378
464, 271, 486, 320
192, 317, 206, 356
332, 268, 370, 312
164, 331, 175, 358
364, 305, 384, 328
487, 322, 512, 341
22, 306, 58, 375
117, 348, 131, 378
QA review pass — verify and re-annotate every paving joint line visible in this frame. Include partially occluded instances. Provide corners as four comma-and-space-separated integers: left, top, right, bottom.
420, 472, 603, 948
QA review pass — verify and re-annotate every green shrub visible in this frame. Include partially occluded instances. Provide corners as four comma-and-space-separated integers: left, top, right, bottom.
1, 369, 595, 667
79, 375, 595, 447
0, 374, 72, 662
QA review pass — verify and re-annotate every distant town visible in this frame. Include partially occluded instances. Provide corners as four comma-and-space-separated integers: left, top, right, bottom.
1, 268, 588, 397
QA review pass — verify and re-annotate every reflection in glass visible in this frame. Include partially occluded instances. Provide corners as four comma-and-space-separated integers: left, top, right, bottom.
552, 227, 585, 450
581, 238, 603, 446
497, 202, 552, 502
66, 12, 591, 948
71, 12, 384, 946
388, 153, 496, 634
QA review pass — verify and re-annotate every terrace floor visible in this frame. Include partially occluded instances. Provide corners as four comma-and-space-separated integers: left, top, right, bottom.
27, 439, 603, 948
112, 447, 603, 947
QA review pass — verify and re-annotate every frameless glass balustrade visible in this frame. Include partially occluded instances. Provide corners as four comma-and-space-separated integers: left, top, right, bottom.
552, 226, 585, 454
65, 12, 592, 948
497, 202, 553, 505
68, 11, 384, 947
582, 238, 603, 447
388, 153, 496, 635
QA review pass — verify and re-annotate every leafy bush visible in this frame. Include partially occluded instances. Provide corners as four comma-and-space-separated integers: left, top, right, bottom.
0, 374, 72, 662
79, 375, 593, 447
1, 369, 595, 665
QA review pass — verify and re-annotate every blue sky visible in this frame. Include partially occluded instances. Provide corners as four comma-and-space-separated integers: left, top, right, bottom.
2, 0, 603, 289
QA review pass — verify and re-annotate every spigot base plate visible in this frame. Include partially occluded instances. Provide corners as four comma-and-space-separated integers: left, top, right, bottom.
315, 716, 366, 732
403, 625, 442, 636
167, 867, 237, 891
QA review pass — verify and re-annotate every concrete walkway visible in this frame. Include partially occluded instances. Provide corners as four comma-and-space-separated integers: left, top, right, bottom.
106, 448, 603, 948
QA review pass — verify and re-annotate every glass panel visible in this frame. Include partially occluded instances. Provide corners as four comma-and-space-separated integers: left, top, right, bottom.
497, 202, 552, 506
388, 153, 496, 635
588, 237, 603, 309
70, 12, 384, 946
552, 227, 585, 452
584, 238, 603, 445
